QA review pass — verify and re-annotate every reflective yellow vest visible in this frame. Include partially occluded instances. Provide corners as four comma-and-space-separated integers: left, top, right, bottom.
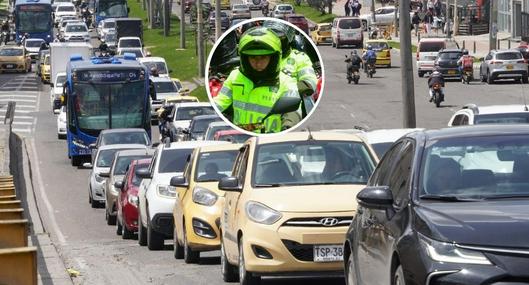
280, 49, 318, 91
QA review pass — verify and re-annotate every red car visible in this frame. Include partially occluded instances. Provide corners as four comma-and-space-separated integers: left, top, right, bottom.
286, 15, 309, 35
116, 158, 151, 239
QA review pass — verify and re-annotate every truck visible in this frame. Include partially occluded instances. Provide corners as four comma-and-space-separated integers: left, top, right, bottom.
49, 42, 93, 112
114, 18, 143, 43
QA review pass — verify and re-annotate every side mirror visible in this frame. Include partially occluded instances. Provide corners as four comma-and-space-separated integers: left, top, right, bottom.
99, 171, 110, 178
135, 167, 151, 179
218, 176, 242, 192
356, 186, 394, 209
169, 175, 188, 187
89, 143, 96, 149
82, 162, 93, 168
53, 108, 61, 115
114, 180, 124, 189
127, 7, 130, 13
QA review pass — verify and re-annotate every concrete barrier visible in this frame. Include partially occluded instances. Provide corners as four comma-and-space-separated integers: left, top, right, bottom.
0, 200, 21, 209
0, 246, 38, 285
0, 219, 28, 248
0, 195, 16, 201
0, 208, 24, 220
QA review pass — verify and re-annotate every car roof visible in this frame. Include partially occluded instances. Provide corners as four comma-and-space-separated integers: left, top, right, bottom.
138, 57, 166, 63
133, 158, 152, 165
26, 39, 45, 42
469, 104, 529, 115
415, 124, 529, 141
361, 128, 424, 144
207, 121, 230, 127
192, 114, 219, 121
419, 37, 449, 42
114, 148, 154, 157
217, 129, 245, 136
98, 144, 149, 151
120, 37, 141, 40
100, 128, 147, 134
162, 140, 229, 150
254, 131, 366, 145
197, 143, 243, 152
57, 3, 75, 7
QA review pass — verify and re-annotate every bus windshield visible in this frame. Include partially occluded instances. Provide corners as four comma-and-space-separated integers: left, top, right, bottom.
97, 0, 127, 17
16, 5, 53, 33
72, 79, 146, 132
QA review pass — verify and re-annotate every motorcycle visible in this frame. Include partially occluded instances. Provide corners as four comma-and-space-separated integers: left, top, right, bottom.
347, 70, 360, 84
366, 62, 376, 78
262, 4, 269, 16
430, 83, 444, 107
461, 70, 473, 84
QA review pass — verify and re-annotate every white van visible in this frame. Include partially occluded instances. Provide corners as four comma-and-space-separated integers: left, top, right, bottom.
331, 17, 363, 48
416, 37, 460, 77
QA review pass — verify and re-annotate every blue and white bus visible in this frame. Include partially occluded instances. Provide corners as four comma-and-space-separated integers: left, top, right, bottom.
94, 0, 129, 27
64, 54, 151, 166
14, 0, 53, 43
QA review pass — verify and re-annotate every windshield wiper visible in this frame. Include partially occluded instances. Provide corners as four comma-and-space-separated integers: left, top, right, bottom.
483, 194, 529, 200
419, 195, 482, 202
254, 183, 288, 187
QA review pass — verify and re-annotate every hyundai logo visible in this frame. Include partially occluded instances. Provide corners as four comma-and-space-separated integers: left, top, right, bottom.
319, 218, 339, 227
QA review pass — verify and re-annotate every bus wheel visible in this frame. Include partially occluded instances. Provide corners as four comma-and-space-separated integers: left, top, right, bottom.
71, 156, 82, 167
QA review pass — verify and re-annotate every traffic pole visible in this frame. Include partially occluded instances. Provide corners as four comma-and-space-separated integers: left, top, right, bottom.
215, 0, 221, 40
180, 0, 185, 48
399, 0, 416, 128
488, 0, 497, 50
163, 0, 170, 36
197, 0, 205, 77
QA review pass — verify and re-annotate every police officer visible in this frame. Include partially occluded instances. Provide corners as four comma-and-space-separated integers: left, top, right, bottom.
214, 27, 301, 133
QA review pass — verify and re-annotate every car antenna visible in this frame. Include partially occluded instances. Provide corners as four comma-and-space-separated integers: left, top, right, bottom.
306, 127, 314, 140
522, 83, 529, 111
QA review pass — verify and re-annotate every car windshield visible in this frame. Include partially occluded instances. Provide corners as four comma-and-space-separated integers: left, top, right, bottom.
104, 21, 116, 28
474, 113, 529, 124
114, 155, 151, 175
205, 125, 231, 140
319, 24, 331, 31
101, 132, 149, 146
439, 51, 462, 60
66, 25, 87, 32
120, 49, 143, 57
0, 49, 23, 56
131, 163, 149, 186
338, 19, 361, 29
143, 61, 168, 74
419, 135, 529, 200
105, 33, 116, 41
420, 42, 444, 52
278, 5, 292, 10
367, 42, 389, 50
175, 106, 215, 120
120, 39, 141, 47
155, 81, 177, 93
158, 148, 193, 173
191, 117, 220, 134
217, 133, 251, 143
195, 150, 238, 182
58, 5, 75, 11
253, 141, 376, 186
96, 149, 119, 167
25, 40, 43, 48
496, 52, 522, 60
56, 75, 66, 87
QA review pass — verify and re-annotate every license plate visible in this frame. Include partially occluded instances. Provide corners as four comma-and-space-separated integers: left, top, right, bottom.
78, 149, 91, 155
6, 64, 13, 68
313, 244, 343, 262
448, 70, 456, 74
506, 64, 513, 70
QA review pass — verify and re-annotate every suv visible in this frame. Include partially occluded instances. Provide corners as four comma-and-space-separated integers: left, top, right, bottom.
272, 4, 294, 19
331, 17, 363, 48
136, 141, 227, 250
479, 49, 528, 84
63, 22, 91, 42
230, 4, 251, 20
209, 11, 230, 31
434, 48, 463, 79
218, 132, 378, 283
416, 38, 459, 77
447, 104, 529, 126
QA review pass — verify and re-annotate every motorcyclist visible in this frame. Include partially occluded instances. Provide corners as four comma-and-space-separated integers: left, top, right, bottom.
98, 41, 109, 56
82, 7, 91, 26
362, 45, 377, 74
261, 0, 269, 15
214, 27, 301, 133
428, 67, 445, 102
457, 49, 474, 76
345, 50, 362, 78
1, 21, 9, 45
19, 32, 29, 46
150, 67, 160, 77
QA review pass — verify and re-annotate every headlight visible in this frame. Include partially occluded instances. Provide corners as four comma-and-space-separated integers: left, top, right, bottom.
128, 195, 139, 207
245, 201, 282, 225
419, 233, 491, 265
157, 184, 176, 198
95, 173, 105, 183
192, 186, 217, 206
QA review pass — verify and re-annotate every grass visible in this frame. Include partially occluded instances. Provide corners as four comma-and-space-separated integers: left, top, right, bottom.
128, 0, 211, 84
388, 41, 418, 53
190, 86, 208, 102
281, 0, 336, 23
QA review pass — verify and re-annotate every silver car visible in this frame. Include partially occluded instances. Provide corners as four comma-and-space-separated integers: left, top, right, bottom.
231, 4, 251, 20
272, 4, 294, 19
479, 49, 528, 84
63, 23, 91, 42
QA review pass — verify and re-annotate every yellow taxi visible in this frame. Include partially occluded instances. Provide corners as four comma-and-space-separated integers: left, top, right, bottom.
310, 23, 332, 45
218, 131, 378, 283
0, 45, 31, 73
40, 54, 51, 83
171, 143, 242, 263
363, 39, 392, 68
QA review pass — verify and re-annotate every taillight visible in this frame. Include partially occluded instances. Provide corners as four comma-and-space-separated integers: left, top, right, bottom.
490, 61, 503, 64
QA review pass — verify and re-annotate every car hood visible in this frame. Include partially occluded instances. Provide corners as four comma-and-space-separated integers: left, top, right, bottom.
250, 184, 363, 213
53, 86, 63, 94
172, 120, 191, 130
26, 47, 40, 53
414, 200, 529, 248
0, 56, 24, 62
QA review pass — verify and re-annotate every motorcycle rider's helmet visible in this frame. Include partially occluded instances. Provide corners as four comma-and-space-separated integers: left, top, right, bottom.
238, 27, 282, 84
263, 20, 295, 58
367, 45, 373, 50
462, 49, 469, 55
351, 50, 358, 55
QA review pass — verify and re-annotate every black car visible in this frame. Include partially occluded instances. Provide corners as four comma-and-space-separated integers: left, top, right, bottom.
434, 48, 463, 78
185, 114, 222, 141
209, 11, 230, 31
344, 125, 529, 285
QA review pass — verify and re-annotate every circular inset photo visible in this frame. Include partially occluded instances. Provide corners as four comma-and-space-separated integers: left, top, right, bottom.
206, 17, 324, 135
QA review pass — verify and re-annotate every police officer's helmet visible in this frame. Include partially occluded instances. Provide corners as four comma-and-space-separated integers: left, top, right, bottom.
367, 45, 373, 50
262, 20, 295, 56
238, 27, 282, 82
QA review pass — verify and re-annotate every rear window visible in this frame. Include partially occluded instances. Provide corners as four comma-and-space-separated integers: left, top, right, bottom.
338, 19, 361, 29
278, 5, 292, 11
58, 6, 75, 11
175, 106, 215, 120
419, 42, 445, 52
158, 148, 193, 173
439, 51, 462, 60
101, 132, 149, 146
114, 155, 151, 175
496, 52, 522, 60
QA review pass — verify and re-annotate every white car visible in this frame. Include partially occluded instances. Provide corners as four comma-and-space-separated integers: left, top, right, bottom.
360, 128, 423, 158
117, 36, 142, 50
56, 106, 67, 139
272, 4, 294, 19
97, 18, 116, 39
149, 77, 180, 119
138, 56, 170, 78
87, 144, 149, 208
54, 3, 77, 25
24, 39, 45, 62
448, 104, 529, 126
165, 102, 216, 141
359, 6, 411, 30
50, 72, 67, 114
52, 0, 72, 12
136, 141, 230, 250
63, 22, 91, 42
59, 19, 83, 35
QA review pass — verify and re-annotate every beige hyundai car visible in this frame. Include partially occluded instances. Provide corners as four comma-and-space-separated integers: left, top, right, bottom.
172, 143, 241, 263
218, 131, 378, 283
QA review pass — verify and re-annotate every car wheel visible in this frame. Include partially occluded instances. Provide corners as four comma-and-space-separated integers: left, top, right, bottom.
173, 228, 184, 259
116, 217, 123, 235
147, 217, 164, 250
393, 265, 406, 285
221, 238, 238, 282
183, 227, 200, 264
239, 239, 260, 285
345, 252, 357, 285
486, 71, 494, 84
418, 71, 424, 78
138, 213, 147, 246
106, 208, 116, 225
71, 156, 82, 167
122, 217, 134, 239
